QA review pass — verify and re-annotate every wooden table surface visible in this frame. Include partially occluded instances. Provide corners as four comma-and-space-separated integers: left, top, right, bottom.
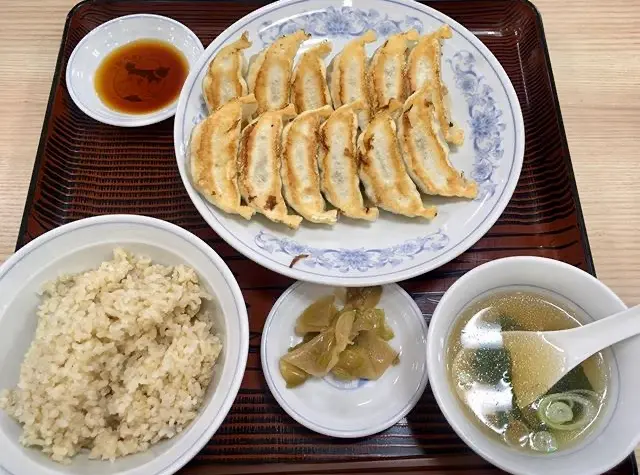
0, 0, 639, 466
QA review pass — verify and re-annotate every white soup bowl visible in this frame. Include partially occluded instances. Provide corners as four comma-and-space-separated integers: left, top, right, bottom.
427, 256, 637, 475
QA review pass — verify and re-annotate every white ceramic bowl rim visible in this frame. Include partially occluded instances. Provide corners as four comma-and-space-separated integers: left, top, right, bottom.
0, 215, 249, 475
426, 256, 638, 475
65, 14, 204, 127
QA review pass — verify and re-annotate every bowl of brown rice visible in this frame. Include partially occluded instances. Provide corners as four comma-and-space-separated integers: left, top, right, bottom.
0, 214, 249, 475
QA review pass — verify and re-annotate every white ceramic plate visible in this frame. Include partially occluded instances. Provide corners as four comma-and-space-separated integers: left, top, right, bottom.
174, 0, 524, 286
261, 282, 428, 438
66, 14, 204, 127
0, 215, 248, 475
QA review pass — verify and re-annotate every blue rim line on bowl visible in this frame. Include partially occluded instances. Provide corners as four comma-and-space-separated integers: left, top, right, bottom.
261, 281, 430, 438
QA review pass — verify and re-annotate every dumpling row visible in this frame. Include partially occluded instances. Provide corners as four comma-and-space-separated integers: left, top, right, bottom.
190, 26, 476, 230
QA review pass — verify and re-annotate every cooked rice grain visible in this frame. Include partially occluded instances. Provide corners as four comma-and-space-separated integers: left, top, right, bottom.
0, 248, 222, 462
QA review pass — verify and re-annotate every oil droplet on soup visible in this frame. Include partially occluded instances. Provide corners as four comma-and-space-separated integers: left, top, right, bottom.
94, 39, 189, 114
446, 288, 608, 453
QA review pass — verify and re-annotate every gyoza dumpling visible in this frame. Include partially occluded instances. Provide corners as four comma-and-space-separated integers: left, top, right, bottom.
281, 105, 337, 224
318, 101, 378, 221
247, 30, 310, 114
238, 104, 302, 228
327, 30, 376, 129
202, 32, 252, 112
357, 101, 437, 219
406, 25, 464, 145
246, 48, 265, 93
291, 41, 333, 113
189, 95, 257, 219
398, 87, 477, 198
367, 29, 420, 114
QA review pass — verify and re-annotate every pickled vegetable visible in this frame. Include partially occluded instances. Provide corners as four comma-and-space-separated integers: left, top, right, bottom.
331, 332, 399, 381
334, 309, 356, 350
281, 310, 356, 377
345, 286, 382, 309
332, 347, 366, 380
279, 287, 399, 389
295, 295, 338, 335
288, 332, 318, 352
279, 359, 310, 388
351, 308, 395, 340
347, 330, 399, 380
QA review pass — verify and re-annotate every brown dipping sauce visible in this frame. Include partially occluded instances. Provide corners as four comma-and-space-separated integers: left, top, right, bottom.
94, 39, 189, 114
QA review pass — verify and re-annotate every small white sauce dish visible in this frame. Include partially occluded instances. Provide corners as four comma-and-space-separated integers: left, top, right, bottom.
65, 14, 203, 127
261, 281, 429, 438
0, 215, 248, 475
427, 256, 638, 475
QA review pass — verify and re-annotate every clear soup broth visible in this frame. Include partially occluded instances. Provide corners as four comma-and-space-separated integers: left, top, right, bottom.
446, 288, 608, 453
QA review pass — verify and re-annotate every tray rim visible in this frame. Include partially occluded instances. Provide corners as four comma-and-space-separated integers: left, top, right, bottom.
11, 0, 633, 472
526, 0, 596, 277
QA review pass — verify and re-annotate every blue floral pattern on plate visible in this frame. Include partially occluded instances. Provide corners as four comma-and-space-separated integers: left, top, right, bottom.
449, 51, 506, 200
255, 230, 450, 272
258, 6, 423, 44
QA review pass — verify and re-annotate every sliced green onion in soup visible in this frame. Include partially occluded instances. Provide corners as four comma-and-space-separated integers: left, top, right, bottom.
544, 401, 573, 424
537, 390, 599, 431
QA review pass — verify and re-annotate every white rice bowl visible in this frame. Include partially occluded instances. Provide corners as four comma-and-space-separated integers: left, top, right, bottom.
0, 215, 248, 475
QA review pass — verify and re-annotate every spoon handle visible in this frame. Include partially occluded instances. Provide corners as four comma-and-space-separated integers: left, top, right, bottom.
546, 304, 640, 369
